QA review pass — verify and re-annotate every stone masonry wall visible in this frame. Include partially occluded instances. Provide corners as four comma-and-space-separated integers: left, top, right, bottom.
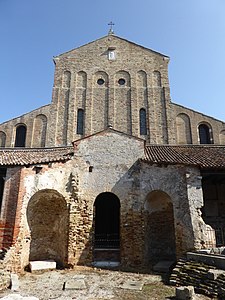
0, 105, 50, 148
171, 103, 225, 145
170, 258, 225, 298
2, 132, 210, 272
49, 35, 171, 146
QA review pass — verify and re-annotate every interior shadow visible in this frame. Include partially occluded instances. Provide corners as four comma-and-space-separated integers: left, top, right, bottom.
27, 189, 69, 268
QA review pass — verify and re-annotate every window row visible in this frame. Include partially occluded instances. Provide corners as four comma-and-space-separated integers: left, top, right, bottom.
76, 108, 147, 137
176, 113, 225, 144
62, 70, 163, 88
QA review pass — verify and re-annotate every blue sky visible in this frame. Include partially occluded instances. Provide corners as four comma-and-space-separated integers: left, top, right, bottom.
0, 0, 225, 123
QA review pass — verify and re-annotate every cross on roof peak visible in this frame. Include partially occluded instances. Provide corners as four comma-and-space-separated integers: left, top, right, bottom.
108, 21, 115, 35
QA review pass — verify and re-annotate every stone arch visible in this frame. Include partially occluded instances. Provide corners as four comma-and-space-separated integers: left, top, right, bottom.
152, 70, 162, 87
114, 70, 131, 87
15, 124, 27, 147
114, 71, 132, 134
76, 71, 87, 88
32, 114, 47, 147
27, 189, 69, 268
62, 71, 71, 89
93, 192, 120, 262
0, 131, 6, 147
137, 70, 147, 87
91, 71, 109, 131
198, 122, 213, 144
219, 130, 225, 145
94, 71, 109, 87
176, 113, 192, 144
144, 190, 176, 264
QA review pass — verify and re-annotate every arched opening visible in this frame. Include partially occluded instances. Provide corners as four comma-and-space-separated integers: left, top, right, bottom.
140, 108, 147, 135
198, 123, 213, 144
93, 192, 120, 262
76, 108, 84, 135
176, 113, 192, 144
15, 124, 26, 147
27, 189, 69, 268
144, 190, 176, 264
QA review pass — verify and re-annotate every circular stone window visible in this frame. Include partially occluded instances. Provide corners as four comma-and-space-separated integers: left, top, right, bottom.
118, 78, 126, 85
97, 78, 105, 85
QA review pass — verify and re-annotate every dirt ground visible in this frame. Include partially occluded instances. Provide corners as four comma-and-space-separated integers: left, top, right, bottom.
0, 266, 212, 300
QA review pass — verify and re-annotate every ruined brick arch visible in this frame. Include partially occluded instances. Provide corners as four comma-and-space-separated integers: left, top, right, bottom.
176, 113, 192, 144
62, 70, 71, 88
14, 123, 27, 147
219, 130, 225, 145
0, 131, 6, 147
144, 190, 176, 264
27, 189, 69, 268
152, 70, 162, 87
76, 71, 87, 88
32, 114, 47, 147
137, 70, 147, 87
198, 122, 213, 144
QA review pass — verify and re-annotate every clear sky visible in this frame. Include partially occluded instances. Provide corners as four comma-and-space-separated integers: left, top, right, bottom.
0, 0, 225, 123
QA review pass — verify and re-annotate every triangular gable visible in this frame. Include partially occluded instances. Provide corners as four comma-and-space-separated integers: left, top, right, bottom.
54, 35, 169, 59
72, 128, 145, 166
72, 127, 145, 148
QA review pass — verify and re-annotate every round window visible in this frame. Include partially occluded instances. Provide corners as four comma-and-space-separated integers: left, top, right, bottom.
97, 78, 105, 85
118, 78, 126, 85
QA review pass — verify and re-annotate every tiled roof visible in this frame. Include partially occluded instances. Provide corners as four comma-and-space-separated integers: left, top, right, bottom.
0, 147, 74, 166
144, 145, 225, 169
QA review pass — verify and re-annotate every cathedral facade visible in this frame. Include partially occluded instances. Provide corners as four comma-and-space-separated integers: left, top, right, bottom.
0, 34, 225, 148
0, 34, 225, 272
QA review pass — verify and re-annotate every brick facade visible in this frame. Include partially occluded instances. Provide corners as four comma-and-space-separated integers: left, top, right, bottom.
0, 34, 224, 147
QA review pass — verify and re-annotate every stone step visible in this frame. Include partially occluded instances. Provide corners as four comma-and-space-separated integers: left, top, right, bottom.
29, 260, 56, 272
92, 261, 120, 268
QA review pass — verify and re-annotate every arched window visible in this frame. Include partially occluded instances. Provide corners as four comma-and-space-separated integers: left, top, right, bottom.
198, 124, 212, 144
140, 108, 147, 135
76, 109, 84, 135
15, 125, 27, 147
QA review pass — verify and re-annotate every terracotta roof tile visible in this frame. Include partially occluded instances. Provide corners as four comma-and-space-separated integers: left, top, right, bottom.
144, 145, 225, 169
0, 147, 74, 166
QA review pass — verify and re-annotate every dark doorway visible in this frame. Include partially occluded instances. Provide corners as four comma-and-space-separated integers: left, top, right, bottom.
93, 192, 120, 263
94, 192, 120, 249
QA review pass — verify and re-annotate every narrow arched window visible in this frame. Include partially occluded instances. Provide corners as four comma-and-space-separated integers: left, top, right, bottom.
15, 125, 27, 147
76, 109, 84, 135
140, 108, 147, 135
198, 124, 212, 144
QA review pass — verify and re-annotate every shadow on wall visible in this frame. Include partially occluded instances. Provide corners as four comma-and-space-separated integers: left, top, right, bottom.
25, 161, 178, 270
27, 189, 69, 268
2, 168, 21, 249
73, 160, 178, 269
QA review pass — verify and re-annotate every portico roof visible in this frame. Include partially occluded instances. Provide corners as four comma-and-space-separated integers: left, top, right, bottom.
144, 145, 225, 169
